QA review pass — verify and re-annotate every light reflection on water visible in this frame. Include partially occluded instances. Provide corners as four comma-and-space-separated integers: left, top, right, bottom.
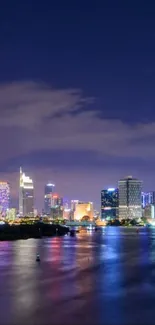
0, 228, 155, 324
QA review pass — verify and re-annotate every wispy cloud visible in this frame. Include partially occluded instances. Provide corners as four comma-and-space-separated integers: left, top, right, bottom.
0, 81, 91, 128
0, 80, 155, 164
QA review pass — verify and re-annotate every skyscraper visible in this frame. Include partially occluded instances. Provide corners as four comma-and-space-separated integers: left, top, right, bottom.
51, 193, 63, 208
51, 193, 63, 219
141, 191, 155, 208
0, 182, 10, 214
119, 176, 142, 219
70, 200, 79, 220
19, 167, 34, 216
71, 200, 79, 211
44, 183, 55, 214
101, 188, 119, 220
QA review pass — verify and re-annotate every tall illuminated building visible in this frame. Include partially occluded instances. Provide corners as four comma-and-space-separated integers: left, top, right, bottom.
101, 188, 119, 220
51, 193, 63, 218
63, 208, 71, 220
141, 191, 155, 208
71, 200, 79, 212
63, 198, 70, 210
51, 193, 63, 208
19, 167, 34, 216
71, 200, 79, 220
119, 176, 142, 219
44, 183, 55, 215
0, 182, 10, 213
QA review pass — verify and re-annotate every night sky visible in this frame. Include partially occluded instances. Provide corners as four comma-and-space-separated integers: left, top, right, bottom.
1, 1, 155, 211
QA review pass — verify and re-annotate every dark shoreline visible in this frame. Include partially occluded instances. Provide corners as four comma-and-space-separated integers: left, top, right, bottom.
0, 223, 69, 241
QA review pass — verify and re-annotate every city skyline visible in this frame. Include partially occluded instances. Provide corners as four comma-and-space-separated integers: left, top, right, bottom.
0, 168, 154, 214
0, 169, 155, 221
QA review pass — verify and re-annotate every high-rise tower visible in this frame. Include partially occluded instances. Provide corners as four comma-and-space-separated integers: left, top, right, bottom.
118, 176, 142, 219
51, 193, 63, 218
19, 167, 34, 216
141, 191, 155, 208
44, 183, 55, 215
0, 182, 10, 214
101, 188, 119, 220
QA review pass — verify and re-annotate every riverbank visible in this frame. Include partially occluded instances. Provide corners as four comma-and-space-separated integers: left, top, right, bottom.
0, 223, 69, 240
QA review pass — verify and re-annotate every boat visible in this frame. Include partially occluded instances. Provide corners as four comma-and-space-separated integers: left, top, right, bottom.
36, 254, 40, 262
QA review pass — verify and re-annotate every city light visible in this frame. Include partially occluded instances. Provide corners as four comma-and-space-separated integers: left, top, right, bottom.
0, 169, 152, 225
19, 168, 34, 216
0, 182, 10, 213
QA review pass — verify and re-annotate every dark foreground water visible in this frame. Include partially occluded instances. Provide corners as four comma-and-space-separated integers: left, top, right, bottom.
0, 227, 155, 325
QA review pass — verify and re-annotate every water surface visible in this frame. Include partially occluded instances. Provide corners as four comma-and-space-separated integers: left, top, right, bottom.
0, 227, 155, 325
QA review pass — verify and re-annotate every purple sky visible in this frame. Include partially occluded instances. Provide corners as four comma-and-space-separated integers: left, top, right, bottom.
1, 1, 155, 211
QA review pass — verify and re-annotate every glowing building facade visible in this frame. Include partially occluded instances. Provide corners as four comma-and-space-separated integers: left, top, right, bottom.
19, 168, 34, 216
101, 188, 119, 220
0, 182, 10, 213
71, 200, 79, 212
74, 202, 94, 221
51, 193, 63, 218
63, 208, 71, 220
144, 204, 155, 219
119, 176, 142, 219
141, 192, 155, 208
71, 200, 79, 220
44, 183, 55, 215
6, 208, 16, 220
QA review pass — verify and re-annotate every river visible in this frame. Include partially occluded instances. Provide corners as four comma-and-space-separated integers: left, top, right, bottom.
0, 227, 155, 325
